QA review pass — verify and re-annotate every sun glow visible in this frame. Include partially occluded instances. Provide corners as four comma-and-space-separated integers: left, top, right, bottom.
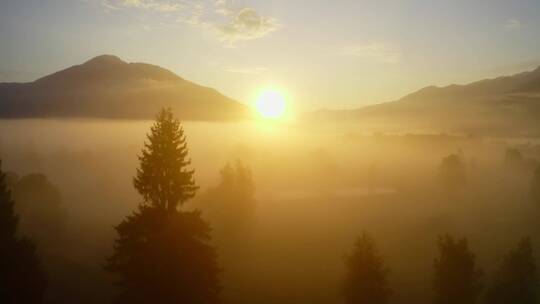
256, 90, 286, 119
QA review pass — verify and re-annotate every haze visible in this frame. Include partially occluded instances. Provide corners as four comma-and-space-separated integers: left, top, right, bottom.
1, 1, 540, 304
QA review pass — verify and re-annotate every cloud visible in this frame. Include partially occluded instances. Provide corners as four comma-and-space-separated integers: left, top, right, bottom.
340, 43, 402, 64
179, 2, 207, 26
101, 0, 121, 12
213, 0, 234, 16
504, 19, 523, 30
105, 0, 182, 12
101, 0, 280, 43
217, 8, 279, 42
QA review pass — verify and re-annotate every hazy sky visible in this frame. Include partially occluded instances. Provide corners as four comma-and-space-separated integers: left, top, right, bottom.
1, 0, 540, 110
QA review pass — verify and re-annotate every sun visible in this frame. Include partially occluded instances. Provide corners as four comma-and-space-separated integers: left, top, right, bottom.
256, 90, 286, 119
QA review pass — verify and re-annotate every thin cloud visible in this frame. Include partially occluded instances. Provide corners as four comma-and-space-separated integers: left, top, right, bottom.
101, 0, 121, 12
179, 2, 207, 26
104, 0, 182, 12
214, 0, 234, 16
504, 19, 523, 30
217, 8, 279, 43
101, 0, 280, 44
340, 43, 402, 64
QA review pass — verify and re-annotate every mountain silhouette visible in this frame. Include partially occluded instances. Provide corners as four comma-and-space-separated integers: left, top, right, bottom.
0, 55, 251, 120
311, 66, 540, 135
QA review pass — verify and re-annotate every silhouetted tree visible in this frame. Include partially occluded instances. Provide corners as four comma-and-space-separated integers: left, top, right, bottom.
484, 238, 538, 304
106, 108, 220, 304
504, 148, 524, 171
433, 235, 482, 304
217, 161, 255, 202
0, 160, 47, 304
202, 160, 256, 232
133, 108, 198, 212
439, 154, 466, 193
233, 161, 255, 200
217, 161, 255, 215
343, 232, 390, 304
11, 174, 66, 247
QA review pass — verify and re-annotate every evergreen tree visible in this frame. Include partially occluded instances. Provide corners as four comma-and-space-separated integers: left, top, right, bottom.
0, 160, 47, 304
343, 232, 390, 304
484, 238, 538, 304
106, 108, 220, 304
439, 154, 467, 193
12, 173, 66, 248
504, 148, 524, 171
203, 160, 256, 232
133, 108, 198, 212
433, 235, 483, 304
216, 160, 255, 214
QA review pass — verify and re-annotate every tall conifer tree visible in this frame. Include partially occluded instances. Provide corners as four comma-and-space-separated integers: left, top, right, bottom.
433, 235, 483, 304
484, 238, 538, 304
0, 160, 47, 304
106, 108, 220, 304
133, 108, 198, 211
343, 232, 390, 304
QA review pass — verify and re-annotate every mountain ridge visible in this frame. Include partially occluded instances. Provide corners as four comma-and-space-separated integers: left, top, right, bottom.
0, 55, 251, 121
310, 65, 540, 135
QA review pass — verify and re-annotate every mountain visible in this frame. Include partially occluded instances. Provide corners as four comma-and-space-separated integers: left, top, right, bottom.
311, 66, 540, 135
0, 55, 252, 120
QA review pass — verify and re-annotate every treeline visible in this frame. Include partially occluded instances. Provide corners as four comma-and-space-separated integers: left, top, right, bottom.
1, 108, 539, 303
439, 148, 540, 197
344, 232, 538, 304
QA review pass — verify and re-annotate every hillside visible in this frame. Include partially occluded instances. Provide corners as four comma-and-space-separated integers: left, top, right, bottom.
310, 66, 540, 135
0, 55, 252, 120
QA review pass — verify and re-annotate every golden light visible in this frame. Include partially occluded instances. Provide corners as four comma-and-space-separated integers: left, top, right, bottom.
256, 90, 286, 119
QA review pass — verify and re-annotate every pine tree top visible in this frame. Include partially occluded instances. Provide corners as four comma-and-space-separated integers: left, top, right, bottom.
343, 232, 390, 304
133, 108, 199, 212
433, 235, 483, 304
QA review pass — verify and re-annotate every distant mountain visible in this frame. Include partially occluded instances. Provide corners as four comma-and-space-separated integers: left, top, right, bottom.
0, 55, 252, 120
310, 66, 540, 135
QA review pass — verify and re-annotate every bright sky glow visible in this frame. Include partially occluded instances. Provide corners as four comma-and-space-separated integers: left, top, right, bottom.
256, 90, 286, 119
